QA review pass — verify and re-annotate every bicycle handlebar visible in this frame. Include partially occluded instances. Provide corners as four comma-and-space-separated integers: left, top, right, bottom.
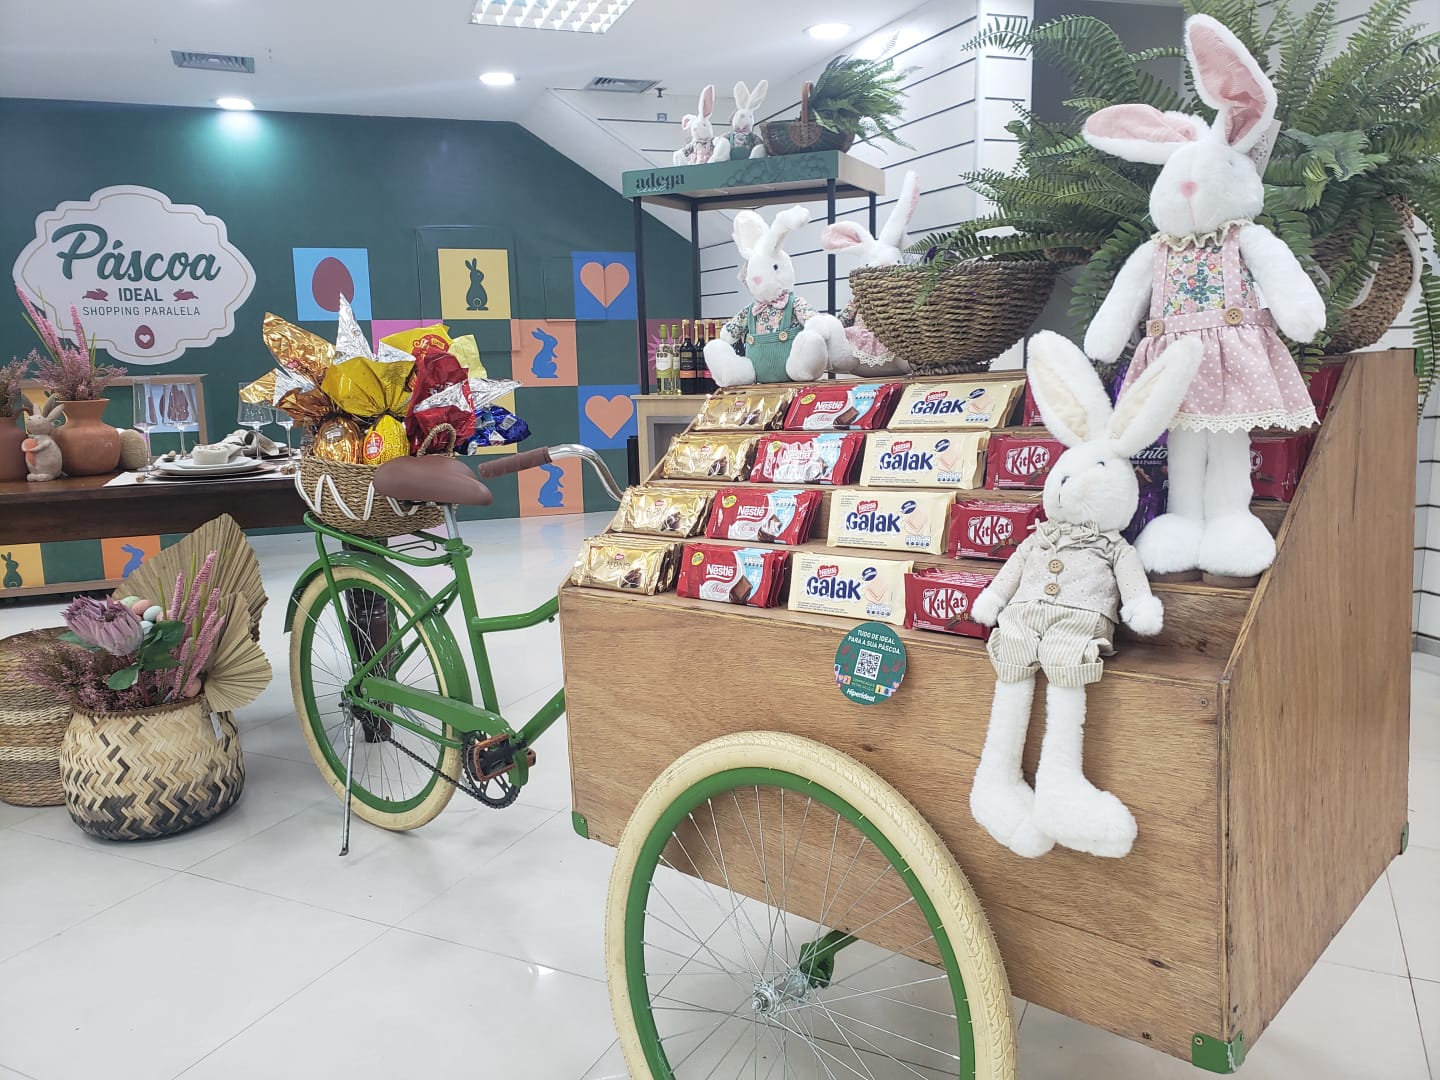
471, 443, 626, 503
474, 447, 552, 479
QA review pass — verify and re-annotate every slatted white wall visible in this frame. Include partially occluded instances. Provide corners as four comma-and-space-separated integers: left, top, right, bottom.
695, 0, 1034, 353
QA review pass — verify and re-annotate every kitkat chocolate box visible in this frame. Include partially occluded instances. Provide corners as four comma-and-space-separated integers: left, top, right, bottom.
904, 568, 996, 639
986, 430, 1065, 490
948, 498, 1045, 560
1250, 433, 1312, 502
1307, 363, 1344, 421
677, 543, 789, 608
1022, 380, 1044, 426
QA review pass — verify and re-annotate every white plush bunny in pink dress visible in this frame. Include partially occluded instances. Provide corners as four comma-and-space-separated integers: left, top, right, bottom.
1082, 15, 1325, 579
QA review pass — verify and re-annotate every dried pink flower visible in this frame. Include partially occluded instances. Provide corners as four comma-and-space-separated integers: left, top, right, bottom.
62, 596, 145, 656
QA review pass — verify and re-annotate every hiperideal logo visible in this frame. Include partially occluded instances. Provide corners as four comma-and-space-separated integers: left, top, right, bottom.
12, 185, 255, 364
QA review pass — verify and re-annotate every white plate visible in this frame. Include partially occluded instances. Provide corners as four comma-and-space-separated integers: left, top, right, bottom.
153, 457, 264, 478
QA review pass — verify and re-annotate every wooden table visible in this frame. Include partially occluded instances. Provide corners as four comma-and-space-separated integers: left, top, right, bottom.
0, 470, 308, 596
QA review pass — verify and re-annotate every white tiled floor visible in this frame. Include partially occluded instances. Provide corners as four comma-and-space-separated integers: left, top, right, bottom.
0, 512, 1435, 1079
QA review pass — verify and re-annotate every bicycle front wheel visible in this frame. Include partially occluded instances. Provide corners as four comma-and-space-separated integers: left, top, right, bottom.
605, 731, 1016, 1079
290, 565, 462, 830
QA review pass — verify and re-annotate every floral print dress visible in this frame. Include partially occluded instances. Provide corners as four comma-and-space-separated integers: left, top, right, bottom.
1119, 223, 1317, 433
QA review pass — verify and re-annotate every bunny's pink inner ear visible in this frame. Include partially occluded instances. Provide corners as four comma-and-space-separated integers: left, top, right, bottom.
681, 115, 694, 132
700, 85, 714, 117
820, 223, 868, 251
1186, 17, 1275, 150
1085, 104, 1199, 145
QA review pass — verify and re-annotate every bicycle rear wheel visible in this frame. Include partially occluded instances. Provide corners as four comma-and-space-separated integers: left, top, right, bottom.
290, 565, 461, 830
605, 731, 1016, 1079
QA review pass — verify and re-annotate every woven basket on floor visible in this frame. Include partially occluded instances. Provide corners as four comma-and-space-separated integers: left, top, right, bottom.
0, 628, 71, 807
1315, 198, 1419, 355
60, 697, 244, 840
849, 260, 1059, 375
295, 424, 455, 539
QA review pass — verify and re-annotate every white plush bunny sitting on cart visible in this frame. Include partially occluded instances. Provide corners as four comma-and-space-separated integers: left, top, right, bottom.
970, 331, 1202, 859
1083, 14, 1325, 580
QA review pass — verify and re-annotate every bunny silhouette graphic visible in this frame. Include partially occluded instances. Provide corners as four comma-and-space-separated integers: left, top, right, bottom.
2, 552, 21, 589
530, 327, 560, 380
537, 463, 565, 508
465, 260, 489, 311
120, 544, 146, 577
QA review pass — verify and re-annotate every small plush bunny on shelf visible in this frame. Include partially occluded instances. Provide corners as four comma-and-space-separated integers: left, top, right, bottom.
704, 205, 852, 386
820, 169, 922, 377
673, 85, 730, 166
970, 331, 1202, 859
22, 397, 65, 482
1082, 14, 1324, 580
727, 80, 768, 159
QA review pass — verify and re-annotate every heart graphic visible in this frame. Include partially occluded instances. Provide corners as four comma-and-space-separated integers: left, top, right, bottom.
584, 394, 635, 438
134, 325, 156, 350
580, 262, 631, 308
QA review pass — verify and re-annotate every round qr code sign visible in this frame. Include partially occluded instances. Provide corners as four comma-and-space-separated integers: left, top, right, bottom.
834, 621, 907, 706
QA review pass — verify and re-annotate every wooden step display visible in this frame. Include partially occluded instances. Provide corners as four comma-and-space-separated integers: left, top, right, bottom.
558, 352, 1413, 1065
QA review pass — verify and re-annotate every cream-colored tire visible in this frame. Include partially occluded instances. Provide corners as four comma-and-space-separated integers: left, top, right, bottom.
290, 566, 460, 831
604, 730, 1016, 1078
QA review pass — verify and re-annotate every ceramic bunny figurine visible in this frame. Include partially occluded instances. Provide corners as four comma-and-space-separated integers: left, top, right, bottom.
22, 397, 65, 482
1082, 14, 1325, 580
970, 331, 1202, 859
728, 80, 768, 159
673, 86, 731, 165
705, 205, 852, 386
820, 169, 922, 377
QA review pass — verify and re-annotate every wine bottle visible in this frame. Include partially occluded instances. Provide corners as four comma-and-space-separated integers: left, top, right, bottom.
678, 320, 698, 395
654, 323, 677, 395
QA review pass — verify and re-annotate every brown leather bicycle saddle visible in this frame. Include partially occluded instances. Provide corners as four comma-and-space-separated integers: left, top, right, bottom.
373, 456, 493, 507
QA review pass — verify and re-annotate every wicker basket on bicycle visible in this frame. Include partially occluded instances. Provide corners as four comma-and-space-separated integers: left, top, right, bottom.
296, 424, 456, 538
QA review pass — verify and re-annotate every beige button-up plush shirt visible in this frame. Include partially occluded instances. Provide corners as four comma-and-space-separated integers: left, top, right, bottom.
985, 520, 1152, 624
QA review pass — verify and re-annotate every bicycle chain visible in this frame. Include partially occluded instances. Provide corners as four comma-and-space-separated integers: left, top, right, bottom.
380, 731, 519, 809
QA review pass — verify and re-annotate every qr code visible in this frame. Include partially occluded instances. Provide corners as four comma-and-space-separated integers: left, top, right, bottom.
854, 648, 882, 681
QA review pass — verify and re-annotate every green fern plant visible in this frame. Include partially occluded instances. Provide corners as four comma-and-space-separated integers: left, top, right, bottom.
803, 52, 916, 150
922, 0, 1440, 405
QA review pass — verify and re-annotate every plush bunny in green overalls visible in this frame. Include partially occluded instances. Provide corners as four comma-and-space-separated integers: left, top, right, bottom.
704, 205, 853, 387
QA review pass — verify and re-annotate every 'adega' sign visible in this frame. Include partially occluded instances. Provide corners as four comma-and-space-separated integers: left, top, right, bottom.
12, 185, 255, 364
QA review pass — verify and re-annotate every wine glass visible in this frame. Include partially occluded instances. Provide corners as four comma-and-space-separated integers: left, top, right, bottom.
238, 383, 270, 441
269, 405, 294, 456
160, 382, 199, 455
130, 377, 154, 473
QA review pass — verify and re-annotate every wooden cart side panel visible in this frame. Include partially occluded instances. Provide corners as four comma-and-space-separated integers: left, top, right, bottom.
1221, 352, 1413, 1045
562, 586, 1226, 1054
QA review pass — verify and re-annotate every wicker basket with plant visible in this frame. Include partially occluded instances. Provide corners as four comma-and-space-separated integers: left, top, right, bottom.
761, 50, 914, 156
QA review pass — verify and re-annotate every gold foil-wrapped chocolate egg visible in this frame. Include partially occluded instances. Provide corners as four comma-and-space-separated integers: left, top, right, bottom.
311, 416, 364, 463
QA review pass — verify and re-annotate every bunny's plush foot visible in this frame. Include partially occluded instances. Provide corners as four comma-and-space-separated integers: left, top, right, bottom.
971, 679, 1055, 858
703, 342, 755, 388
1133, 513, 1204, 574
1197, 512, 1276, 578
1030, 684, 1136, 858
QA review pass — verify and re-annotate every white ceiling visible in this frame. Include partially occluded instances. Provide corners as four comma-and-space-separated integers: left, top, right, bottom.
0, 0, 910, 123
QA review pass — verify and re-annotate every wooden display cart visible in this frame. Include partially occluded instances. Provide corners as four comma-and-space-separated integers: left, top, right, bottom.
558, 350, 1414, 1071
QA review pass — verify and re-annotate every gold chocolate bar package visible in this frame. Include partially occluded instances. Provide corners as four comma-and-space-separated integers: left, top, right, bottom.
661, 434, 760, 481
692, 389, 795, 431
611, 487, 715, 537
570, 536, 680, 594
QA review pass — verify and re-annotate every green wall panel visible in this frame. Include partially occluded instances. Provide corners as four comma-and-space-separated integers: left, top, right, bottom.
0, 99, 691, 527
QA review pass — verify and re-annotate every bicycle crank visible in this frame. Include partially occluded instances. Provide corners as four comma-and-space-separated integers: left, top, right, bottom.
463, 733, 536, 808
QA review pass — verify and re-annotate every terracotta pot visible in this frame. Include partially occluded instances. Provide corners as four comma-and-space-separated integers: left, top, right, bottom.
0, 412, 25, 482
60, 697, 244, 840
52, 398, 121, 476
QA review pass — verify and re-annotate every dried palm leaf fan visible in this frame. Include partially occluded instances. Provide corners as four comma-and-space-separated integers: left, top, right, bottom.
201, 593, 271, 714
118, 514, 266, 633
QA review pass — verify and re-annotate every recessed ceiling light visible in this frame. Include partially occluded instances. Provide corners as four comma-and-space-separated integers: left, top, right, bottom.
470, 0, 637, 34
806, 22, 851, 41
215, 97, 254, 111
479, 71, 517, 87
